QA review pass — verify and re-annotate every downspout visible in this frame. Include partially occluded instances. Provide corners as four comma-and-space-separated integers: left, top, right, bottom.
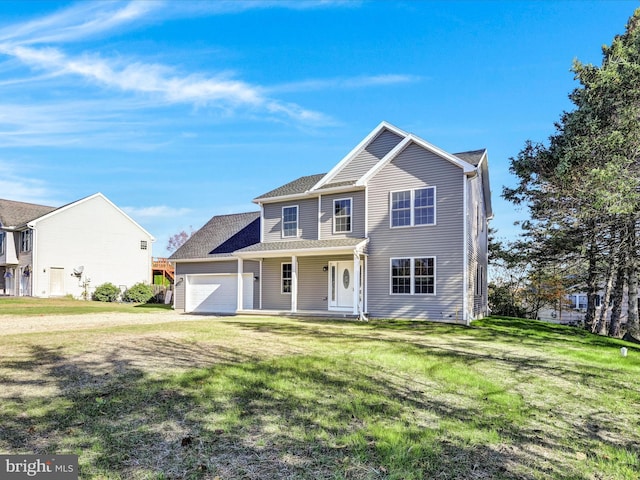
462, 175, 469, 325
27, 223, 36, 297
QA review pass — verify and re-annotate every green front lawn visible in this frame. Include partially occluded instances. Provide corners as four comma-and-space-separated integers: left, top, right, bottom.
0, 314, 638, 479
0, 296, 171, 315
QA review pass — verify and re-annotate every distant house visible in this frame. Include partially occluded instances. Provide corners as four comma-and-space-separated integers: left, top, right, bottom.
0, 193, 154, 298
170, 121, 492, 324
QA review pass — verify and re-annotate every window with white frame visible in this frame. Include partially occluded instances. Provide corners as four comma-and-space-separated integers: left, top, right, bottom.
0, 232, 4, 255
391, 187, 435, 227
282, 206, 298, 238
333, 198, 352, 233
20, 230, 32, 252
282, 263, 292, 294
391, 257, 435, 295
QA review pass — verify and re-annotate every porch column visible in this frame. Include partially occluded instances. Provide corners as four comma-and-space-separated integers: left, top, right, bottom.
237, 258, 244, 312
353, 251, 360, 316
291, 255, 298, 313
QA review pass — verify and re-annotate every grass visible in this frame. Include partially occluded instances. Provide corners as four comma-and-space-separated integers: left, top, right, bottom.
0, 309, 639, 479
0, 296, 172, 315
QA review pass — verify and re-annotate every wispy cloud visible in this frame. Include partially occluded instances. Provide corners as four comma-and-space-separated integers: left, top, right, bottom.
268, 74, 422, 93
122, 205, 191, 219
0, 162, 59, 205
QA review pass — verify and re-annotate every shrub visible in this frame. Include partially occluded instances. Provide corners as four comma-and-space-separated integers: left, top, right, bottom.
92, 282, 121, 302
122, 282, 154, 303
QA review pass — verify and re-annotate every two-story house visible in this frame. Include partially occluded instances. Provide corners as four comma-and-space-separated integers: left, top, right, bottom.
0, 193, 154, 298
170, 121, 492, 324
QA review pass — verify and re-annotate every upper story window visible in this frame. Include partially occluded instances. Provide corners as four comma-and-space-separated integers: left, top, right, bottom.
140, 240, 148, 250
391, 187, 435, 228
390, 257, 435, 295
282, 206, 298, 238
333, 198, 352, 233
20, 230, 32, 253
0, 232, 4, 256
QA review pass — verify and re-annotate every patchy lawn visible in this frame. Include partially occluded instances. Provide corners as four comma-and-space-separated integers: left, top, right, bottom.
0, 313, 638, 479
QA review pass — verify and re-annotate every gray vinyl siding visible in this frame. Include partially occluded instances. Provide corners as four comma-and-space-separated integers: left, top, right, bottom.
261, 257, 292, 310
366, 142, 466, 322
173, 260, 259, 311
297, 256, 329, 310
332, 129, 404, 183
263, 199, 318, 242
467, 174, 489, 318
319, 190, 366, 239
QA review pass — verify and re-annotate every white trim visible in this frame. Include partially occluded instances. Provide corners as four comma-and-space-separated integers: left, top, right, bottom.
291, 255, 298, 313
27, 192, 155, 242
389, 256, 436, 296
310, 122, 410, 191
353, 252, 360, 315
281, 205, 299, 238
389, 186, 436, 229
281, 261, 292, 295
364, 255, 368, 313
237, 258, 244, 312
333, 197, 353, 234
356, 136, 413, 186
462, 175, 469, 324
235, 239, 369, 259
259, 259, 263, 309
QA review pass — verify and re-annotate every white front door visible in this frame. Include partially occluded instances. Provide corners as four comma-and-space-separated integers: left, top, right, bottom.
329, 261, 354, 310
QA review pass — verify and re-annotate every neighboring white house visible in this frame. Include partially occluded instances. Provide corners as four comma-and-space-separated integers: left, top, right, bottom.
0, 193, 155, 298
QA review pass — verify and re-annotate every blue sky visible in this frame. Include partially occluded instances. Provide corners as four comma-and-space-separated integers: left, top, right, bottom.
0, 0, 635, 253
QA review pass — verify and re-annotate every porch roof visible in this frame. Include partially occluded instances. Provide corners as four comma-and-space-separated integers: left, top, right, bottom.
234, 237, 368, 258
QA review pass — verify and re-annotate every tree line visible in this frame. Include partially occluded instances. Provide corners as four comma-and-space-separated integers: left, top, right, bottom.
492, 8, 640, 341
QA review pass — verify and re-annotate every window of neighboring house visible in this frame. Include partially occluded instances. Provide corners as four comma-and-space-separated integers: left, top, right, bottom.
391, 187, 435, 228
569, 294, 588, 310
0, 232, 4, 255
333, 198, 352, 233
140, 240, 148, 250
282, 263, 292, 294
282, 206, 298, 238
391, 257, 435, 295
20, 230, 32, 252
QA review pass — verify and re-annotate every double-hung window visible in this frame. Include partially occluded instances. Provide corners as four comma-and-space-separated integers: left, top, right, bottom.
333, 198, 352, 233
282, 263, 292, 294
391, 187, 435, 227
20, 230, 32, 252
0, 232, 5, 255
391, 257, 435, 295
282, 206, 298, 238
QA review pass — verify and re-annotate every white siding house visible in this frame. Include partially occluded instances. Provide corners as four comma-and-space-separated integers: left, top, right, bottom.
0, 193, 154, 299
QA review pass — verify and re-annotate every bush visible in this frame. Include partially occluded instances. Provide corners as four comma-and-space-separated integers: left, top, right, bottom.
92, 282, 121, 302
122, 282, 154, 303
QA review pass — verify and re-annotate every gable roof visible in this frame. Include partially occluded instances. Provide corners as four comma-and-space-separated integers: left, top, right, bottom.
254, 121, 487, 205
453, 149, 486, 166
0, 198, 57, 229
26, 193, 155, 240
254, 173, 325, 201
170, 211, 260, 260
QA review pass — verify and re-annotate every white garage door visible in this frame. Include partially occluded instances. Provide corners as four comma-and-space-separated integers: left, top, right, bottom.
185, 274, 253, 313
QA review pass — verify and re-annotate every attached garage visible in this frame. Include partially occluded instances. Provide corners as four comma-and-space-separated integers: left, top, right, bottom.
185, 273, 253, 313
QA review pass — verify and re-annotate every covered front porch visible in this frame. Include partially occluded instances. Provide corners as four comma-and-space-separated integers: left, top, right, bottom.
234, 238, 369, 319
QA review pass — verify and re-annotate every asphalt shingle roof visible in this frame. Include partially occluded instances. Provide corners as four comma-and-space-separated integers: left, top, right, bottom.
235, 237, 367, 254
453, 149, 486, 166
0, 198, 57, 228
254, 173, 326, 200
170, 211, 260, 260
